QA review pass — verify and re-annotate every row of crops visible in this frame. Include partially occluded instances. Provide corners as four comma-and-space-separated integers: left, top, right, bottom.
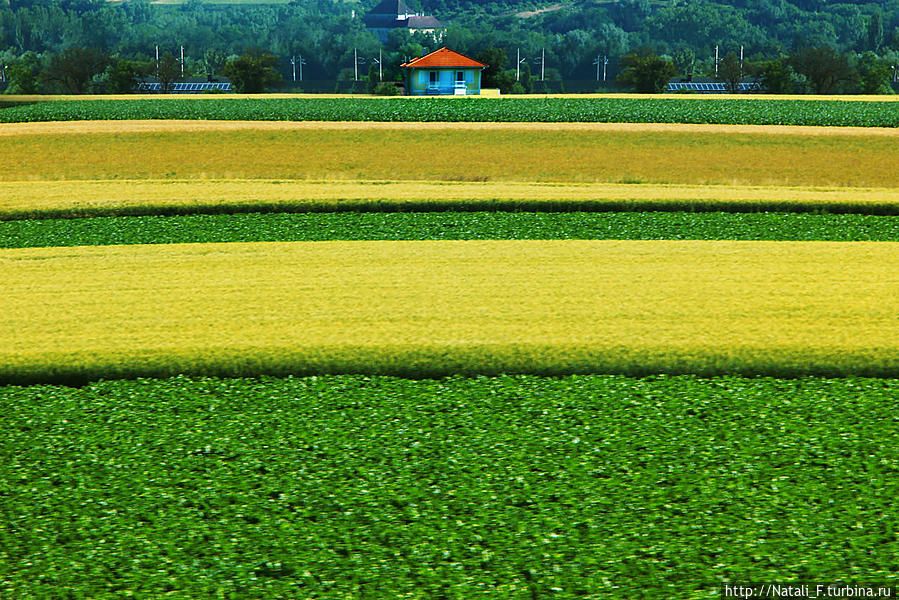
3, 97, 899, 126
3, 211, 899, 248
6, 374, 899, 599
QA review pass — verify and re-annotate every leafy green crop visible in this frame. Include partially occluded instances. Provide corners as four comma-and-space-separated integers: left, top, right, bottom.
2, 97, 899, 126
2, 211, 898, 249
3, 374, 898, 599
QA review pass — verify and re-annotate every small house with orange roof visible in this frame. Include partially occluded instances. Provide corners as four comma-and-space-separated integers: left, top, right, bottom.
400, 47, 487, 96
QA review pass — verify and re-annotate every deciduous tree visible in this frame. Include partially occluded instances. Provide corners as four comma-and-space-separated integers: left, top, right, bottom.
223, 50, 283, 93
105, 57, 144, 93
789, 47, 855, 94
5, 51, 43, 94
754, 59, 796, 94
40, 47, 108, 94
616, 50, 676, 93
856, 52, 893, 94
201, 49, 226, 82
157, 52, 181, 93
717, 52, 742, 93
866, 11, 884, 52
673, 47, 696, 80
475, 47, 517, 94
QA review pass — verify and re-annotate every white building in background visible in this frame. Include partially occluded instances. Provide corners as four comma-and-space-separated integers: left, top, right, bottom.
363, 0, 445, 42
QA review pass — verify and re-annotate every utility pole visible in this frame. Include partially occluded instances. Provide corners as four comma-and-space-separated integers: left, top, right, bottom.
372, 49, 382, 81
155, 45, 159, 78
180, 45, 184, 78
714, 45, 719, 76
594, 55, 608, 81
516, 48, 526, 81
739, 45, 744, 79
354, 48, 367, 82
535, 47, 545, 81
291, 56, 306, 82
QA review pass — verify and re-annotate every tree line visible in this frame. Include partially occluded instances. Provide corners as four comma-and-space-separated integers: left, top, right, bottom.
1, 0, 898, 94
613, 46, 895, 94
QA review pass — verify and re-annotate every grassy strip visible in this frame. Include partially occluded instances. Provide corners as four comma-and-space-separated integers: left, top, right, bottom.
5, 126, 899, 188
2, 240, 897, 384
3, 211, 899, 249
3, 97, 899, 126
3, 180, 899, 220
4, 374, 898, 599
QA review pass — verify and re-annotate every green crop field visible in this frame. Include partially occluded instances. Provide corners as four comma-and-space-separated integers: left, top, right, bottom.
3, 211, 899, 248
3, 97, 899, 126
4, 375, 899, 599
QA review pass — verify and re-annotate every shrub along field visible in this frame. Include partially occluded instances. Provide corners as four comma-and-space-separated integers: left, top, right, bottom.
4, 374, 899, 599
3, 122, 899, 188
2, 97, 899, 126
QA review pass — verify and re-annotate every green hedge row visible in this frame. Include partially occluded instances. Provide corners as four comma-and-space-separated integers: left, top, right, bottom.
3, 211, 899, 249
2, 97, 899, 126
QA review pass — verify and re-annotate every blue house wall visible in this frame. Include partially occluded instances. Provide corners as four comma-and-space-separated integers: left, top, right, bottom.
404, 67, 482, 95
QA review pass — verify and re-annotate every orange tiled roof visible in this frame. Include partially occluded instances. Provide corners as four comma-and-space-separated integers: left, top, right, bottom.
401, 47, 487, 69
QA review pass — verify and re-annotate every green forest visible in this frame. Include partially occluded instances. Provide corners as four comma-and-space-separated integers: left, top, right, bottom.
1, 0, 898, 93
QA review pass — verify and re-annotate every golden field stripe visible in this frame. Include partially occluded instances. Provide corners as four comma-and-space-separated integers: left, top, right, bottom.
2, 179, 898, 219
4, 122, 899, 188
1, 240, 897, 383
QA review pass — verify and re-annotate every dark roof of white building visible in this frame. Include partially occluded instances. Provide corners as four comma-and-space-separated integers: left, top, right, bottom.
367, 0, 414, 16
406, 15, 443, 28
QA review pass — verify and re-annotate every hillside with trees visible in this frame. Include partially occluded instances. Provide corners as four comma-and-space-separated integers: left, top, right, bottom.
1, 0, 897, 93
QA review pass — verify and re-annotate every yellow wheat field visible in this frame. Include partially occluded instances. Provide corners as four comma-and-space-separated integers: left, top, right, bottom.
2, 240, 897, 383
3, 121, 899, 188
2, 179, 898, 219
